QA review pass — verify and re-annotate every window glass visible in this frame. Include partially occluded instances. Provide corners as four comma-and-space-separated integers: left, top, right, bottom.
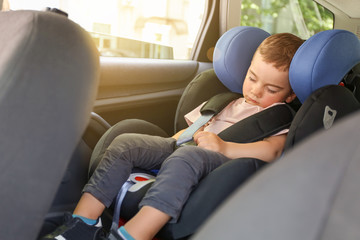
241, 0, 333, 39
6, 0, 206, 60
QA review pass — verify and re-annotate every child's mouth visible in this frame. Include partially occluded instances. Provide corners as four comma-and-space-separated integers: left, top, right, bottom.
246, 97, 258, 105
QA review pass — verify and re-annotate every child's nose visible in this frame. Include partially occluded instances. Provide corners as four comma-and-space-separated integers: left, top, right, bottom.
251, 85, 262, 97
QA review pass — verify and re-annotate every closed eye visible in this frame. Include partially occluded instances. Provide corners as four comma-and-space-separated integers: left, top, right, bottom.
248, 76, 256, 82
267, 87, 279, 94
266, 83, 283, 94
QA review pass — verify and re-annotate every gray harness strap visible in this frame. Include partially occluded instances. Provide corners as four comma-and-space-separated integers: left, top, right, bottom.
108, 181, 134, 239
176, 113, 214, 146
176, 92, 242, 146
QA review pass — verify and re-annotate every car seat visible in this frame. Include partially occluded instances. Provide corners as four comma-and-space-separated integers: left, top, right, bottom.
99, 28, 360, 240
0, 10, 99, 240
192, 29, 360, 240
88, 26, 272, 238
88, 26, 271, 175
120, 30, 360, 240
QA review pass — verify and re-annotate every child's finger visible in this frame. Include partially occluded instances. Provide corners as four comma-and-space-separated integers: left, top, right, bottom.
194, 126, 205, 136
193, 130, 208, 143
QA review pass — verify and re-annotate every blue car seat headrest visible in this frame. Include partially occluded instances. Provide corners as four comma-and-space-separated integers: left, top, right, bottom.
213, 26, 270, 94
290, 29, 360, 103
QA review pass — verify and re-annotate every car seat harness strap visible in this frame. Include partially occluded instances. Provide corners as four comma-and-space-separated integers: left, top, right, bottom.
108, 181, 134, 239
176, 92, 295, 146
218, 104, 295, 143
176, 92, 241, 146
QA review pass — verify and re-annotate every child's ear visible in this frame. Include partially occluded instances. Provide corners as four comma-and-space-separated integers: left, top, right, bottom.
285, 91, 296, 103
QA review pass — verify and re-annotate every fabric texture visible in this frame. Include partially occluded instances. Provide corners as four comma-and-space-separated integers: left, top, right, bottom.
85, 96, 289, 223
175, 27, 270, 132
213, 26, 270, 93
193, 110, 360, 240
84, 134, 231, 222
284, 85, 360, 150
85, 26, 275, 239
289, 29, 360, 103
84, 134, 177, 207
88, 119, 169, 177
0, 10, 99, 240
185, 98, 287, 135
139, 145, 231, 222
193, 28, 360, 240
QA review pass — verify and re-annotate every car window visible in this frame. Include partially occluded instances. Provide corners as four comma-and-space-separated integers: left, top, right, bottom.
5, 0, 206, 60
240, 0, 334, 39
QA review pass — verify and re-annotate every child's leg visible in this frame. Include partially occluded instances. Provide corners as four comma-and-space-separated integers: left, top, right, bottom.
73, 192, 106, 220
140, 146, 231, 221
76, 133, 177, 219
120, 146, 231, 239
123, 206, 171, 240
42, 134, 176, 240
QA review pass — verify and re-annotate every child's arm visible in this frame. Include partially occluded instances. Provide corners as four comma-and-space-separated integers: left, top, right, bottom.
193, 131, 286, 162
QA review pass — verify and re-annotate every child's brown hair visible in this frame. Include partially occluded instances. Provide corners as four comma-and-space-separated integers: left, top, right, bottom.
256, 33, 304, 71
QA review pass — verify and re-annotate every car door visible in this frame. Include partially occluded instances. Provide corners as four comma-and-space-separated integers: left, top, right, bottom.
86, 0, 221, 136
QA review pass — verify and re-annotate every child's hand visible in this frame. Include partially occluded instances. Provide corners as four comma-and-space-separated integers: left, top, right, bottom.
193, 131, 227, 155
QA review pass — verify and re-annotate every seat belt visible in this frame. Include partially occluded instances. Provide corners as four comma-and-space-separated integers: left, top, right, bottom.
176, 92, 242, 146
176, 92, 296, 146
108, 181, 134, 240
218, 104, 295, 143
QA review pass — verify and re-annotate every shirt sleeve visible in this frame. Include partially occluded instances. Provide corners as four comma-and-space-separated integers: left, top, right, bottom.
184, 102, 206, 126
272, 128, 289, 136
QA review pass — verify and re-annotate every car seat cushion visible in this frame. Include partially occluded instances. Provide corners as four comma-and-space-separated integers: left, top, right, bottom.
290, 29, 360, 103
284, 85, 360, 149
213, 26, 270, 93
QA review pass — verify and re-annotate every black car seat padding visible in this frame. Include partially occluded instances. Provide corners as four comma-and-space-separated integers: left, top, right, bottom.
285, 85, 360, 150
219, 104, 295, 143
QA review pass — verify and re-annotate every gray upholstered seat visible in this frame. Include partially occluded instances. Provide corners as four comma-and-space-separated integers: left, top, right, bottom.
0, 10, 99, 240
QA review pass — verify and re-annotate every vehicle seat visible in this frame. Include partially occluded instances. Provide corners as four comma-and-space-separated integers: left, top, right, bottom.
87, 26, 270, 238
88, 26, 270, 174
120, 29, 360, 240
192, 29, 360, 240
0, 10, 99, 240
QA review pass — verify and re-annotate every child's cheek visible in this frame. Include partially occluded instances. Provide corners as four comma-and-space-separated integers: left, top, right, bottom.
261, 95, 279, 108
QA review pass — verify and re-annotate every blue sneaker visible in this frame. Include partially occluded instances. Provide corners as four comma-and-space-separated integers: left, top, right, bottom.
42, 213, 105, 240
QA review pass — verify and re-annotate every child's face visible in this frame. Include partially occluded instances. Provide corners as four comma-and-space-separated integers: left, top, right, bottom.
242, 52, 296, 108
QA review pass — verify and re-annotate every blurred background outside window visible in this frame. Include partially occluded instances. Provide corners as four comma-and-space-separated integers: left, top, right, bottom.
3, 0, 334, 59
5, 0, 206, 60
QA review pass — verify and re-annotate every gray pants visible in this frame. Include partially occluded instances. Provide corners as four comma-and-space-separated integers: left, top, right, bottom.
83, 133, 231, 222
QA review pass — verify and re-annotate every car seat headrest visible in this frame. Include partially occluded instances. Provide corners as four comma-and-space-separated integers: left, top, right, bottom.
213, 26, 270, 93
290, 29, 360, 103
